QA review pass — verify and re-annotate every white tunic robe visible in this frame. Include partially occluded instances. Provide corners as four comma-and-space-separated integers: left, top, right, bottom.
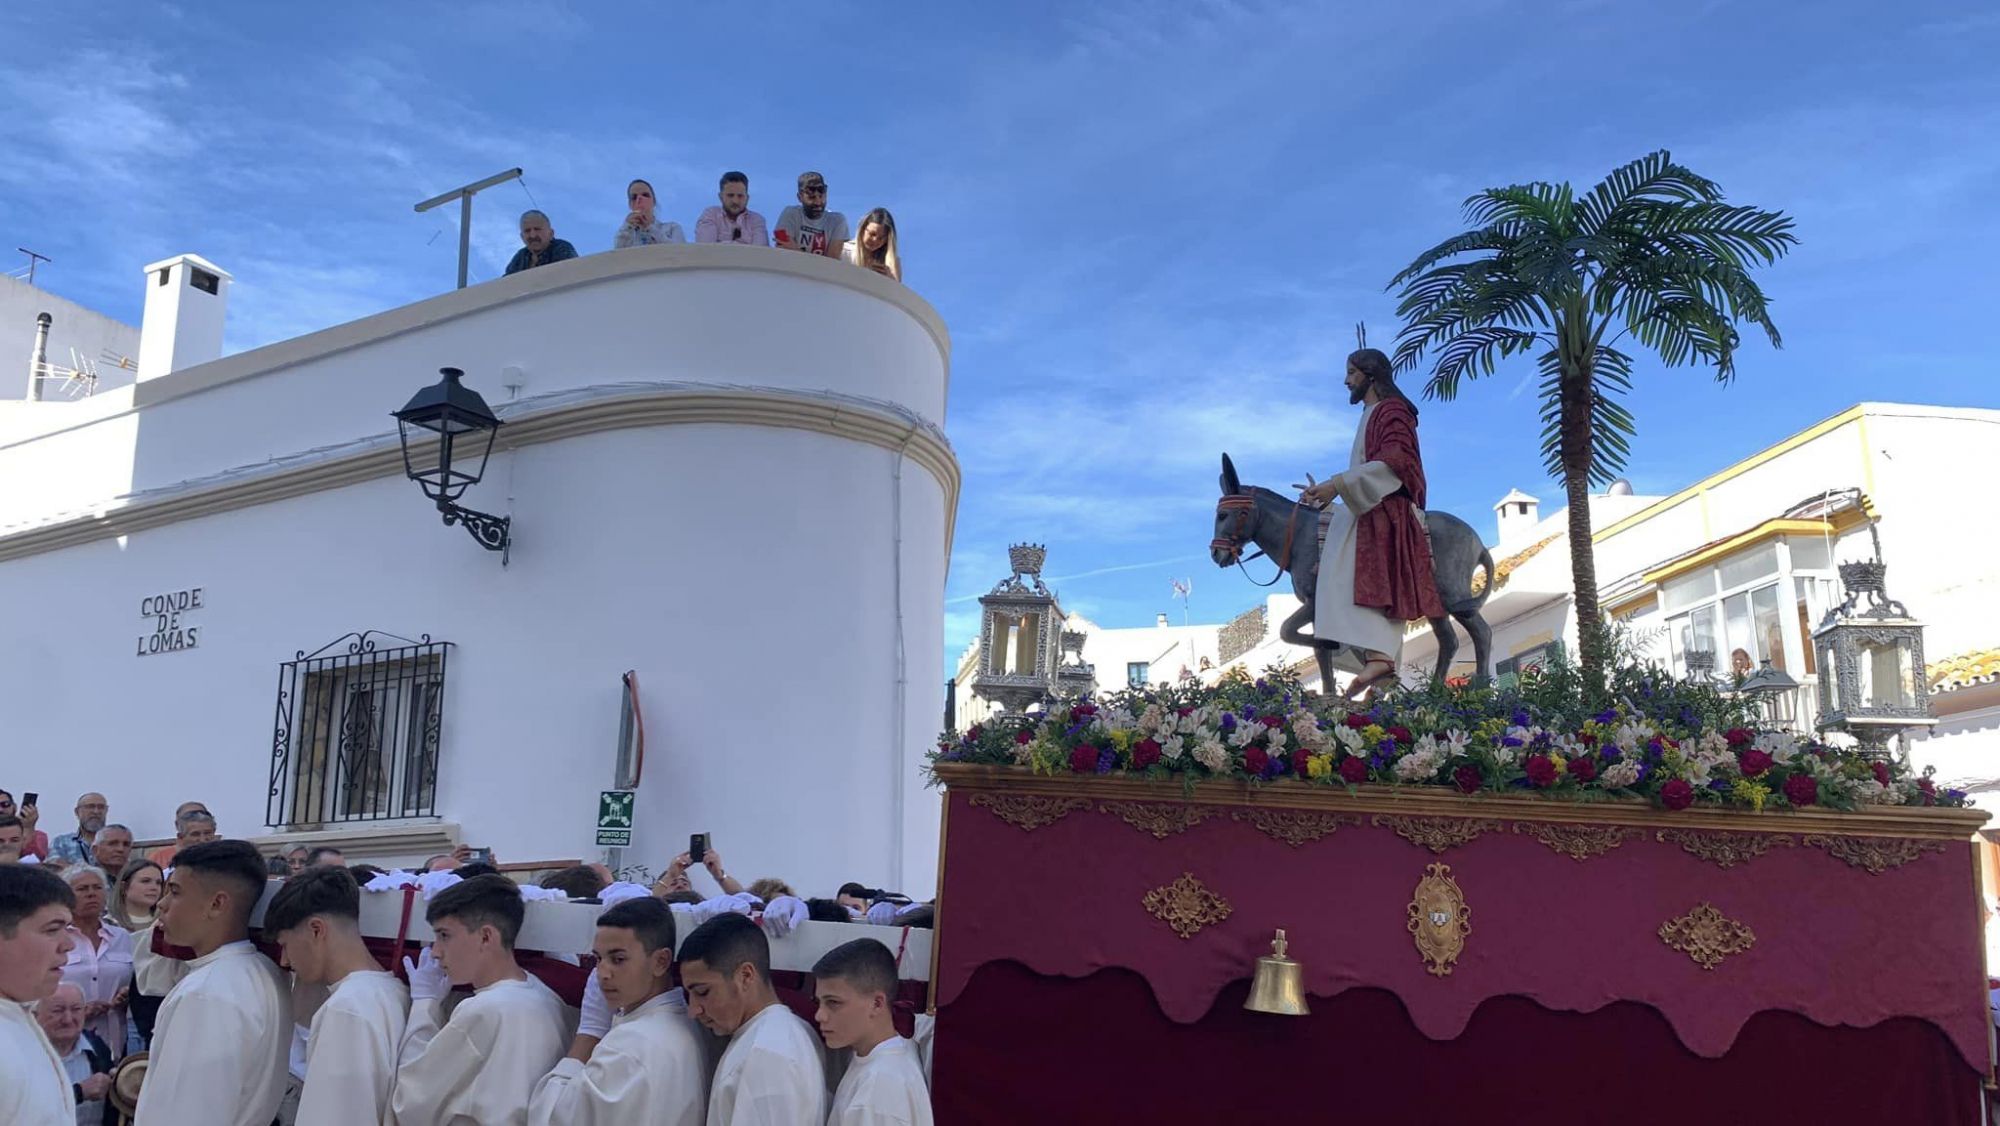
297, 969, 409, 1126
1313, 401, 1412, 674
528, 989, 708, 1126
136, 940, 293, 1126
129, 919, 189, 999
706, 1001, 828, 1126
392, 974, 569, 1126
0, 998, 77, 1126
828, 1035, 933, 1126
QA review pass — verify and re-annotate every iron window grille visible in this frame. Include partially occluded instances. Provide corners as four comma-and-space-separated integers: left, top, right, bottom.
268, 632, 451, 829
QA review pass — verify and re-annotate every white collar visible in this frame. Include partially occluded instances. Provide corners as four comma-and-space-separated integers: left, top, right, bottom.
190, 939, 257, 969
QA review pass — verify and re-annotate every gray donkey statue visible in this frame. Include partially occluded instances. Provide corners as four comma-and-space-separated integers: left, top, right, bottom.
1211, 453, 1496, 692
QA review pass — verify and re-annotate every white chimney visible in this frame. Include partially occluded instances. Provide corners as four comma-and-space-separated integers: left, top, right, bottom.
138, 254, 231, 382
1494, 488, 1540, 552
1156, 613, 1170, 627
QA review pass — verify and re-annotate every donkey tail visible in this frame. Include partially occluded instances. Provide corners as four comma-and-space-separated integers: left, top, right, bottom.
1465, 548, 1496, 614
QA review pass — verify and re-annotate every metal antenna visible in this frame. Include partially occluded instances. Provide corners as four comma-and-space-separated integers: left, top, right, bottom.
414, 168, 523, 290
16, 248, 50, 286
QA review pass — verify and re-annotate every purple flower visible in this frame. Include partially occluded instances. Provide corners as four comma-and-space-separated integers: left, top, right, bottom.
1242, 704, 1259, 718
1219, 714, 1238, 733
1600, 747, 1623, 763
1530, 730, 1552, 749
1501, 735, 1525, 748
1512, 708, 1532, 727
1255, 678, 1272, 694
1708, 779, 1731, 793
1095, 747, 1116, 774
1948, 788, 1968, 803
1262, 756, 1285, 780
1593, 708, 1618, 725
1064, 721, 1088, 738
1377, 737, 1398, 757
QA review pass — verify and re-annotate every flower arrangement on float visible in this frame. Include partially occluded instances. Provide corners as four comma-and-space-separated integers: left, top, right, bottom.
931, 662, 1964, 813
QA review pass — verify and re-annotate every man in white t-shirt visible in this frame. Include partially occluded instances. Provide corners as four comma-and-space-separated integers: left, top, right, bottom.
267, 865, 410, 1126
681, 913, 826, 1125
815, 938, 932, 1125
0, 864, 80, 1125
774, 170, 850, 259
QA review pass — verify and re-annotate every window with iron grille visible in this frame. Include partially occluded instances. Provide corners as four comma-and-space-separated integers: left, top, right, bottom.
268, 632, 450, 829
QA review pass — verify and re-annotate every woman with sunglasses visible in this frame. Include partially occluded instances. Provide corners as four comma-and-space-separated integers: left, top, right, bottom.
845, 208, 903, 282
613, 178, 685, 248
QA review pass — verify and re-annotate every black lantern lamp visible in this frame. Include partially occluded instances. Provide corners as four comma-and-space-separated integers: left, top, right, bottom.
1737, 658, 1800, 729
394, 367, 511, 557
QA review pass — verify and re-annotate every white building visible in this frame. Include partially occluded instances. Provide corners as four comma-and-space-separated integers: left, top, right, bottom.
0, 245, 957, 896
1401, 402, 2000, 803
951, 603, 1224, 727
2, 271, 140, 401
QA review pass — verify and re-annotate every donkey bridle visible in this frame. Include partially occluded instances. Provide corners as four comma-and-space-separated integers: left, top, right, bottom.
1212, 494, 1305, 588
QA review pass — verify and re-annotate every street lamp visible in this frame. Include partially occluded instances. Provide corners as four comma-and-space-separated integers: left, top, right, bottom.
394, 367, 512, 558
1811, 558, 1935, 759
1737, 658, 1800, 729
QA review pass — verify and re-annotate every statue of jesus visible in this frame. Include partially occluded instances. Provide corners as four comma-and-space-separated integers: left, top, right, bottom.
1295, 349, 1444, 698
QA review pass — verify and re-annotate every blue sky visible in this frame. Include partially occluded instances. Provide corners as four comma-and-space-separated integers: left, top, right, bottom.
4, 1, 1997, 665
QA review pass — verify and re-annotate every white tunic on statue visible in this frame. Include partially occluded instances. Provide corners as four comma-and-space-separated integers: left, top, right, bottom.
0, 998, 77, 1126
135, 940, 293, 1126
129, 919, 189, 1000
297, 969, 409, 1126
1313, 400, 1412, 674
392, 973, 569, 1126
707, 1001, 828, 1126
528, 989, 708, 1126
829, 1035, 933, 1126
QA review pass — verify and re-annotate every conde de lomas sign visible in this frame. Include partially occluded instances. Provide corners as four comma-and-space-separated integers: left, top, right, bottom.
138, 587, 204, 657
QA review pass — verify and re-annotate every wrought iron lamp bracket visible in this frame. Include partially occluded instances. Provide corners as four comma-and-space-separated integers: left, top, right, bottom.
438, 500, 511, 561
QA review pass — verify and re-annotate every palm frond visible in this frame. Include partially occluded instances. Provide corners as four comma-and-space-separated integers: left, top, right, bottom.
1387, 227, 1519, 288
1575, 150, 1723, 236
1464, 182, 1577, 236
1633, 201, 1798, 265
1419, 326, 1542, 401
1534, 345, 1636, 484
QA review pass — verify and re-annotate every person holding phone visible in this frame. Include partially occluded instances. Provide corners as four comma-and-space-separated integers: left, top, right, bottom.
613, 178, 686, 249
0, 791, 50, 861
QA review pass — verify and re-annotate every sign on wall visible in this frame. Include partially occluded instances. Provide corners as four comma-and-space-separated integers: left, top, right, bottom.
596, 789, 636, 847
137, 587, 204, 657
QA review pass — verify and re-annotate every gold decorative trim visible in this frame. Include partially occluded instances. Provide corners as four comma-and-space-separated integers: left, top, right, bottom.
1408, 863, 1471, 976
1142, 872, 1233, 939
1100, 801, 1221, 839
1513, 822, 1641, 860
930, 765, 1990, 842
1656, 828, 1796, 869
1375, 815, 1503, 854
1232, 808, 1359, 847
1659, 902, 1756, 970
968, 793, 1091, 832
1803, 834, 1949, 874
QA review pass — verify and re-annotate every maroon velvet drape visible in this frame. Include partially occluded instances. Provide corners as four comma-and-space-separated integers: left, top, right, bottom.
933, 961, 1984, 1125
1354, 398, 1443, 622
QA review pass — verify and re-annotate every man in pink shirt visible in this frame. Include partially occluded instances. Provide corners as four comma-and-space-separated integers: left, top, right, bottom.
694, 171, 770, 246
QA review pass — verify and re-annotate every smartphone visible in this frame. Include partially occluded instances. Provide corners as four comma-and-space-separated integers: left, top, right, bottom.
21, 792, 36, 807
467, 846, 492, 865
689, 833, 708, 865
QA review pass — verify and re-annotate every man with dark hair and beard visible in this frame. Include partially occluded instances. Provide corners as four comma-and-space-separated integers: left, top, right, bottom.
1297, 347, 1445, 699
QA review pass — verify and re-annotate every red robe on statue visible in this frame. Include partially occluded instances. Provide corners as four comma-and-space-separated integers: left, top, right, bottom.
1352, 398, 1445, 622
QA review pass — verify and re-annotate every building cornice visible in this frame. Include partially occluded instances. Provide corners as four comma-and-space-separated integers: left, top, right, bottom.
0, 384, 962, 563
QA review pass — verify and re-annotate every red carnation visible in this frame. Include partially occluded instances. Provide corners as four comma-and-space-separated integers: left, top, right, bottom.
1784, 774, 1818, 807
1291, 752, 1312, 776
967, 724, 984, 741
1388, 725, 1413, 744
1870, 761, 1891, 787
1338, 757, 1368, 784
1918, 777, 1937, 806
1244, 745, 1269, 776
1070, 703, 1098, 721
1578, 731, 1597, 746
1453, 765, 1482, 793
1176, 707, 1194, 718
1015, 728, 1034, 745
1661, 778, 1695, 811
1524, 754, 1557, 788
1344, 714, 1371, 729
1739, 749, 1772, 777
1724, 728, 1754, 748
1069, 745, 1098, 773
1132, 738, 1162, 769
1569, 755, 1598, 783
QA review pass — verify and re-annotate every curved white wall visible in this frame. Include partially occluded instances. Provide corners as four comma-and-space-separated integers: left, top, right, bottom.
0, 248, 953, 896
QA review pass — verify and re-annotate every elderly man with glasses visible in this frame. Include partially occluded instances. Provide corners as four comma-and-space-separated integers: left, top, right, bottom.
49, 794, 111, 868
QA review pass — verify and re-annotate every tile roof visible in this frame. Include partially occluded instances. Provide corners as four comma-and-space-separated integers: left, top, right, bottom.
1930, 648, 2000, 694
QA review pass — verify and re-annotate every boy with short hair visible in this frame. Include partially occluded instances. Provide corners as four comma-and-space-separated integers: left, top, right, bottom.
266, 866, 410, 1126
138, 839, 293, 1126
814, 938, 933, 1125
0, 864, 79, 1124
393, 873, 568, 1126
680, 912, 826, 1124
529, 896, 706, 1125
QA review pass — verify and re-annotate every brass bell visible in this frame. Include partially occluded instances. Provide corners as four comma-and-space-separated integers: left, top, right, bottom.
1243, 928, 1310, 1016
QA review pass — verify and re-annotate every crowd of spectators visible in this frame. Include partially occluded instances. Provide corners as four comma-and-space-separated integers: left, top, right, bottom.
505, 168, 904, 283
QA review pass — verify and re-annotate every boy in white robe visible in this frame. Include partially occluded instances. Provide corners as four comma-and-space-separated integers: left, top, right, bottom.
814, 939, 933, 1126
268, 866, 410, 1126
137, 839, 294, 1126
393, 873, 568, 1126
529, 896, 706, 1125
680, 912, 827, 1125
0, 864, 80, 1125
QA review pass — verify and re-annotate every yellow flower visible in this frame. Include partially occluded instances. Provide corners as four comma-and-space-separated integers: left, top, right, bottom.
1731, 779, 1771, 812
1305, 753, 1333, 781
1361, 724, 1386, 748
1550, 753, 1568, 775
1108, 729, 1135, 752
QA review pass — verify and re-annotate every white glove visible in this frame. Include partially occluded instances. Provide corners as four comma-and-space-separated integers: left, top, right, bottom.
365, 870, 418, 892
403, 947, 450, 1002
578, 972, 612, 1038
760, 896, 809, 938
599, 881, 651, 906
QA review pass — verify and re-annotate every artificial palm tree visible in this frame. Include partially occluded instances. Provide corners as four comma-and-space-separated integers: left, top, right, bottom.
1389, 150, 1796, 690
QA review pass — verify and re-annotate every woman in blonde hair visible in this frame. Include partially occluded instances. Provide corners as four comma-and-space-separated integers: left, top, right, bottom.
846, 207, 902, 281
109, 858, 183, 1049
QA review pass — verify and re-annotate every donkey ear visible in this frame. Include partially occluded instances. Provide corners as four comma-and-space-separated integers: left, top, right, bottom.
1220, 453, 1241, 496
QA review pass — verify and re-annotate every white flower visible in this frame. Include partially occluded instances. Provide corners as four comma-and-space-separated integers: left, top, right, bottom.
1441, 729, 1471, 755
1195, 739, 1231, 772
1137, 704, 1164, 734
1334, 724, 1365, 753
1599, 759, 1643, 789
1755, 731, 1798, 765
1393, 751, 1440, 782
1266, 729, 1288, 753
1697, 730, 1730, 757
1228, 725, 1258, 748
1161, 735, 1188, 763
